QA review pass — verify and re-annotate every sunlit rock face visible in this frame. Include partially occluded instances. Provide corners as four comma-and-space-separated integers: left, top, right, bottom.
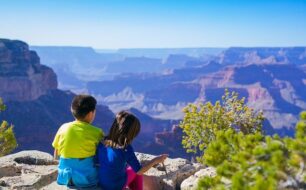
0, 39, 57, 101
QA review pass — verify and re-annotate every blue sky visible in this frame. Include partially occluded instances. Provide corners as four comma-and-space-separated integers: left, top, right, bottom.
0, 0, 306, 48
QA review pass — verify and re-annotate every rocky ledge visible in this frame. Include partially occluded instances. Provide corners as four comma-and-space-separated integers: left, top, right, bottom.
0, 151, 215, 190
0, 151, 58, 190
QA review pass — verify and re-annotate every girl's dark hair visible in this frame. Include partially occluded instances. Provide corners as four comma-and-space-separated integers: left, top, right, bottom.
71, 94, 97, 119
105, 111, 141, 148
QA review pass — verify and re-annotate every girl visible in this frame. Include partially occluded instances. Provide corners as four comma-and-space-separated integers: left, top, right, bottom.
96, 111, 168, 190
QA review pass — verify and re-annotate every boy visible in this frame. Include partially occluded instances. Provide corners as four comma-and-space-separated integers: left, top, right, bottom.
52, 94, 104, 188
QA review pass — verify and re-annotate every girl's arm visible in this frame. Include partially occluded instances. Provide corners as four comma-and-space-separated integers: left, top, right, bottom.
137, 154, 168, 175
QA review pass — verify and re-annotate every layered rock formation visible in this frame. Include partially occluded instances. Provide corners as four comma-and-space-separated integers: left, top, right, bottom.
0, 151, 206, 190
198, 64, 306, 131
88, 61, 306, 134
87, 47, 306, 130
0, 39, 57, 101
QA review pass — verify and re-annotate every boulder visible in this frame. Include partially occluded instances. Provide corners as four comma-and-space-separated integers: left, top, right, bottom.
136, 153, 205, 190
0, 150, 58, 189
180, 167, 216, 190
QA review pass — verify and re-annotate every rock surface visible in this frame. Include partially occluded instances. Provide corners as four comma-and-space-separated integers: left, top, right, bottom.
0, 151, 58, 190
0, 151, 205, 190
136, 153, 204, 190
180, 167, 216, 190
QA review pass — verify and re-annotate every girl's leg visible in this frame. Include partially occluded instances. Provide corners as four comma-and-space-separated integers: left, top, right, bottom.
130, 175, 143, 190
125, 166, 143, 190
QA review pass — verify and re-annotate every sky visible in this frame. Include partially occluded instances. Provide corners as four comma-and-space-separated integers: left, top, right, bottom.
0, 0, 306, 48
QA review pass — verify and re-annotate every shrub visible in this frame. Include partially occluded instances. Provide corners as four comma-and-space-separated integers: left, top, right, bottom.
198, 111, 305, 189
180, 90, 305, 189
180, 89, 264, 163
0, 98, 17, 157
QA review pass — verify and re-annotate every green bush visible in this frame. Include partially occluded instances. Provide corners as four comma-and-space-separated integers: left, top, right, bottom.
198, 111, 305, 189
180, 90, 305, 189
0, 98, 17, 157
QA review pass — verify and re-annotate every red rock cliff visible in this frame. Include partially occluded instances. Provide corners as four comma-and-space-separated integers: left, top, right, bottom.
0, 39, 57, 101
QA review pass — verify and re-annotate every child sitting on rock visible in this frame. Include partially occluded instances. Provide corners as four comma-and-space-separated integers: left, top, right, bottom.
96, 110, 168, 190
52, 94, 104, 188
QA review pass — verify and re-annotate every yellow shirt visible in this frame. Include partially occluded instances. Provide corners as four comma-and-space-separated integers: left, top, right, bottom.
52, 120, 104, 158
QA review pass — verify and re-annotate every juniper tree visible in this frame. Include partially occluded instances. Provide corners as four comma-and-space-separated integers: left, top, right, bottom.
0, 98, 17, 157
180, 90, 305, 189
198, 111, 306, 189
180, 89, 264, 163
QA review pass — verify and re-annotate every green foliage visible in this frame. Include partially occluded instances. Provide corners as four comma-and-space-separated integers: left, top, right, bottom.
0, 98, 6, 111
180, 90, 305, 189
0, 98, 17, 157
180, 89, 264, 163
197, 112, 306, 189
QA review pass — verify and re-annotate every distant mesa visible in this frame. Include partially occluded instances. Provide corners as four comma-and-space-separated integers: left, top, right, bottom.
219, 47, 306, 65
0, 39, 57, 101
87, 49, 306, 131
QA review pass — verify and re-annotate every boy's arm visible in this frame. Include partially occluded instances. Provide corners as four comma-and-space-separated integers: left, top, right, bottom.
52, 125, 63, 160
94, 146, 100, 167
53, 149, 59, 160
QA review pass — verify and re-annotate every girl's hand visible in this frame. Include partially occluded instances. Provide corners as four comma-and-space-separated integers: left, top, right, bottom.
154, 154, 168, 164
137, 154, 169, 175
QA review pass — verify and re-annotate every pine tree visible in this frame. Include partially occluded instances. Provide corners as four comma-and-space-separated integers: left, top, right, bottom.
0, 98, 17, 157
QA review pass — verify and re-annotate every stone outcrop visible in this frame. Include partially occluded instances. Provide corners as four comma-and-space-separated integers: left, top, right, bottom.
0, 151, 58, 189
180, 167, 216, 190
0, 39, 57, 102
136, 153, 204, 190
0, 151, 205, 190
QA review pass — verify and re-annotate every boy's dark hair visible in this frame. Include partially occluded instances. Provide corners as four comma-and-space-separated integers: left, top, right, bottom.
105, 111, 140, 148
71, 94, 97, 119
